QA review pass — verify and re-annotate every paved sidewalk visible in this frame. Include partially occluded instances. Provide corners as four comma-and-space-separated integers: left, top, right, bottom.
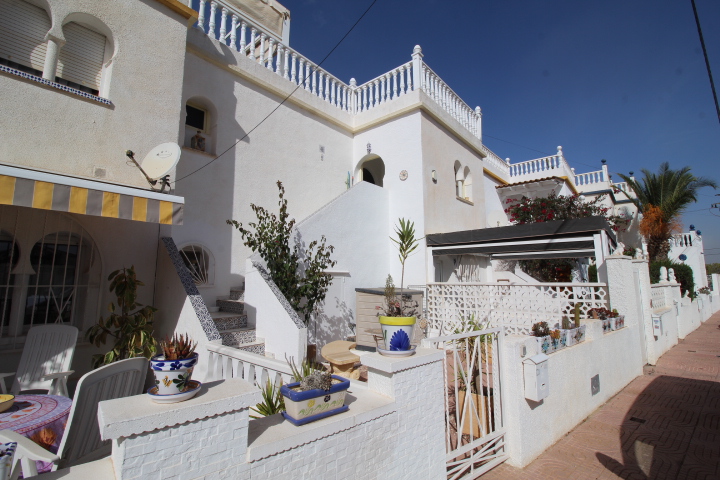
482, 312, 720, 480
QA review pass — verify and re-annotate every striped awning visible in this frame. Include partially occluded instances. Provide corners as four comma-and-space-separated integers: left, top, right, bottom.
0, 164, 183, 225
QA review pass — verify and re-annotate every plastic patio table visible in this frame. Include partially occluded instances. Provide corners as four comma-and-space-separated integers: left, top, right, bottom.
0, 395, 71, 473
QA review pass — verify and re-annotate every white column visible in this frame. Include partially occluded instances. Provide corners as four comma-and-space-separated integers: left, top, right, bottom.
259, 34, 266, 65
230, 15, 238, 50
475, 106, 482, 141
290, 53, 297, 83
249, 28, 256, 60
42, 36, 63, 81
239, 22, 247, 53
411, 45, 423, 91
267, 39, 275, 70
283, 48, 290, 79
298, 58, 304, 85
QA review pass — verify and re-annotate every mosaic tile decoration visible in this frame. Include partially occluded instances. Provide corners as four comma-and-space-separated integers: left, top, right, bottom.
162, 237, 221, 342
0, 65, 113, 106
212, 314, 247, 331
252, 261, 306, 329
236, 343, 265, 355
216, 298, 245, 314
220, 329, 256, 346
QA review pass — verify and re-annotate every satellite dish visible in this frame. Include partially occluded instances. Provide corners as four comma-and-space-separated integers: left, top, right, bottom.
142, 142, 181, 180
124, 142, 181, 193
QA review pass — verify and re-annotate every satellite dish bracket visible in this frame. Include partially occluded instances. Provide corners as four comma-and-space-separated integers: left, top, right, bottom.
126, 150, 161, 191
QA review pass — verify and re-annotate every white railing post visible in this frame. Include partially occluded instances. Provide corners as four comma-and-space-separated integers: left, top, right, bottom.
259, 33, 266, 65
298, 57, 305, 85
197, 0, 207, 32
219, 7, 227, 44
283, 48, 290, 79
350, 78, 357, 113
230, 14, 238, 50
475, 106, 482, 140
207, 1, 216, 37
412, 45, 423, 91
290, 52, 296, 83
239, 22, 247, 53
249, 28, 256, 60
267, 39, 275, 70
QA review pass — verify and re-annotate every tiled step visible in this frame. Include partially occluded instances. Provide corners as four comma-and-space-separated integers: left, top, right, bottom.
219, 327, 256, 347
229, 287, 244, 301
234, 340, 265, 356
211, 312, 247, 330
216, 297, 245, 314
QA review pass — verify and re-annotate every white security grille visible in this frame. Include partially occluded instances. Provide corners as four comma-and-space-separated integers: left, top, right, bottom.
56, 21, 106, 90
0, 0, 50, 72
179, 244, 212, 285
0, 205, 101, 350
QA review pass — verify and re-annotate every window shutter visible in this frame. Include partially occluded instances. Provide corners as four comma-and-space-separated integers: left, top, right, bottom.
0, 0, 50, 72
57, 22, 106, 90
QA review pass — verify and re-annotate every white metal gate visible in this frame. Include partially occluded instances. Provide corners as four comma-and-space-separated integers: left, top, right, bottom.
423, 327, 507, 479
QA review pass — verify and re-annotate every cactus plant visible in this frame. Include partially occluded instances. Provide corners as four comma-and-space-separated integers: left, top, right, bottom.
574, 303, 582, 328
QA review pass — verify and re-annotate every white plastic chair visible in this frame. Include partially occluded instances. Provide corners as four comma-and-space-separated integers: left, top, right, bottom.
0, 325, 78, 397
0, 357, 148, 478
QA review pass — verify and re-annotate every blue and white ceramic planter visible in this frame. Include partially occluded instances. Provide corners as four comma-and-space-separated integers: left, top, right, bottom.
563, 325, 587, 347
378, 316, 416, 351
150, 353, 198, 395
280, 375, 350, 426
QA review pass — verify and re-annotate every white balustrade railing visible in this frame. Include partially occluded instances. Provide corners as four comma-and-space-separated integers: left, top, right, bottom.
575, 170, 605, 186
508, 146, 575, 181
206, 342, 294, 387
191, 2, 485, 140
426, 282, 609, 336
355, 61, 415, 113
419, 62, 482, 139
483, 149, 510, 178
671, 233, 698, 248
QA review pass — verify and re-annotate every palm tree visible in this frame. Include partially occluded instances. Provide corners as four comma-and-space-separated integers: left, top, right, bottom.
618, 163, 716, 261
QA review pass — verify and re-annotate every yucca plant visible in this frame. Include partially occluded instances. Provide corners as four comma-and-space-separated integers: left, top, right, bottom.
86, 266, 157, 369
250, 380, 286, 419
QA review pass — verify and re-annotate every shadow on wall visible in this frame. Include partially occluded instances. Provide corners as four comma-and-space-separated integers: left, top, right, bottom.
596, 375, 719, 479
310, 297, 355, 360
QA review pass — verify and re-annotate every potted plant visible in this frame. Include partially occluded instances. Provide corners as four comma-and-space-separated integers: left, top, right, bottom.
280, 358, 350, 426
86, 266, 157, 368
591, 308, 624, 332
531, 321, 554, 354
376, 218, 421, 352
550, 329, 566, 351
150, 333, 198, 395
562, 304, 587, 347
610, 308, 625, 330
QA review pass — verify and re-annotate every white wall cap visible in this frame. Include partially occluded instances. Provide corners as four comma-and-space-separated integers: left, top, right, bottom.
522, 353, 549, 365
247, 388, 395, 462
98, 379, 261, 440
361, 348, 444, 373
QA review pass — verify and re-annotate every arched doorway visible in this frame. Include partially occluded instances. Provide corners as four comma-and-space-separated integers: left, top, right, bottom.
356, 154, 385, 187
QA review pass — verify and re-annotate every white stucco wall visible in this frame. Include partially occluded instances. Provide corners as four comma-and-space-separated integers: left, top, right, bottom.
0, 0, 189, 188
294, 181, 389, 349
484, 172, 507, 228
172, 31, 354, 303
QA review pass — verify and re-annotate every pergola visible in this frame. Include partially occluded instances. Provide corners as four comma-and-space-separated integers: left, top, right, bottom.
425, 217, 616, 281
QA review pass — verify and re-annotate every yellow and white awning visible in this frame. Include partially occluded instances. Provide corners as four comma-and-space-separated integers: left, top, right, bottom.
0, 165, 184, 225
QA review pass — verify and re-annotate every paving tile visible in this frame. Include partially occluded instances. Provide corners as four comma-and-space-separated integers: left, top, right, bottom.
481, 311, 720, 479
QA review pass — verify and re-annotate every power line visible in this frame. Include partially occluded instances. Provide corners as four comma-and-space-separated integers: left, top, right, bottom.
690, 0, 720, 126
173, 0, 379, 184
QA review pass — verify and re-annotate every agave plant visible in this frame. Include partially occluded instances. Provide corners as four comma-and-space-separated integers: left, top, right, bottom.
159, 333, 197, 360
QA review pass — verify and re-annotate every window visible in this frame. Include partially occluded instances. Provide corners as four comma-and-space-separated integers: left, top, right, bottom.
56, 21, 107, 96
453, 161, 472, 203
185, 105, 207, 131
0, 0, 50, 76
179, 244, 214, 286
0, 206, 101, 348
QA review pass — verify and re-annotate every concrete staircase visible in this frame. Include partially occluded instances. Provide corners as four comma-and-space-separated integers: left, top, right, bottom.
211, 286, 265, 355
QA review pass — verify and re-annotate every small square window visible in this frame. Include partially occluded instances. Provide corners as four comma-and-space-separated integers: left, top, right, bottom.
185, 105, 206, 131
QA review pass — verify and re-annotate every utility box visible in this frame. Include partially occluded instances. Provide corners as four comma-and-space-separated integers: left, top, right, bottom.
523, 353, 550, 402
652, 314, 663, 336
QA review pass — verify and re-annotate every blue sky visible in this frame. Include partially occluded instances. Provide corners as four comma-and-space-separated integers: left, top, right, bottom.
280, 0, 720, 260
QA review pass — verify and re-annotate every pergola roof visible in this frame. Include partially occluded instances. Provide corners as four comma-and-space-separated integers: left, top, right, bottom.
426, 217, 616, 260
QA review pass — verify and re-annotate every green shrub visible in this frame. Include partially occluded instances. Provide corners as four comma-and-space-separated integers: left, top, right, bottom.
588, 264, 598, 282
649, 260, 694, 298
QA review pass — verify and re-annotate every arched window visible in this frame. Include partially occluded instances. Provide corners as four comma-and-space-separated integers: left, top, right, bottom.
0, 0, 51, 76
183, 97, 217, 155
454, 160, 463, 198
24, 232, 98, 326
56, 21, 107, 96
357, 154, 385, 187
0, 231, 20, 328
179, 244, 214, 286
463, 166, 472, 202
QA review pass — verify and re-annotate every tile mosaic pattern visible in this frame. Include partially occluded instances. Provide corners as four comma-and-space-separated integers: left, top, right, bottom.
220, 329, 256, 346
252, 261, 305, 329
216, 298, 245, 314
212, 314, 248, 331
229, 288, 244, 301
0, 65, 113, 105
162, 237, 221, 342
236, 342, 265, 355
481, 312, 720, 480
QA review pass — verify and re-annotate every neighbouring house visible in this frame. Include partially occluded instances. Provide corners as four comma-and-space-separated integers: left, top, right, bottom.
0, 0, 706, 379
